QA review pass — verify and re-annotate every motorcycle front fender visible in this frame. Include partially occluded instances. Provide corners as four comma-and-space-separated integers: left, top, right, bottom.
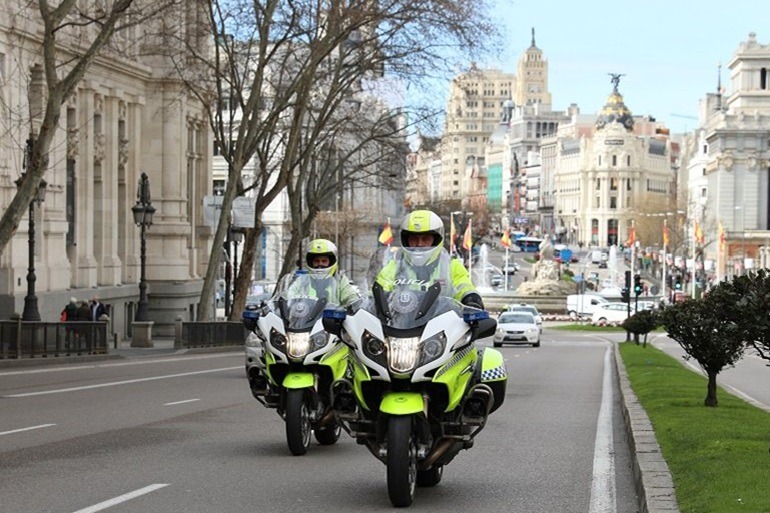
282, 372, 315, 389
379, 391, 424, 415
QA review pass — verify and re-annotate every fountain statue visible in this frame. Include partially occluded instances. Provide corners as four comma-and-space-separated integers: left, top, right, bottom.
473, 243, 493, 292
515, 237, 574, 296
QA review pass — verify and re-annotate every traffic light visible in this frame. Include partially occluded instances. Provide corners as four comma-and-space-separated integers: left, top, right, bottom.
633, 274, 643, 297
674, 275, 682, 290
621, 288, 630, 303
624, 270, 632, 289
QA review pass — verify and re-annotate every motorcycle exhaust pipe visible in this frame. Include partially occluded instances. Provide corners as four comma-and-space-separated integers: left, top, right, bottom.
418, 438, 456, 470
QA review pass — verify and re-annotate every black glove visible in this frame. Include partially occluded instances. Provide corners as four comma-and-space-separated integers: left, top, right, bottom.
461, 293, 485, 310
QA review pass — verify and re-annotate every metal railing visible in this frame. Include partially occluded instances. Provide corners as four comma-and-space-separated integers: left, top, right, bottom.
0, 320, 109, 359
180, 321, 246, 348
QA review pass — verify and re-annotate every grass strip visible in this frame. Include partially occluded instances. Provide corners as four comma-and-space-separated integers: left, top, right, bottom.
619, 342, 770, 513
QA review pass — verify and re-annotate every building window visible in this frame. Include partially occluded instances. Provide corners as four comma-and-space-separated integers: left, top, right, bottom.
626, 155, 631, 166
594, 196, 600, 208
598, 155, 602, 166
626, 179, 632, 191
610, 178, 618, 191
610, 197, 617, 209
596, 178, 601, 190
612, 155, 617, 166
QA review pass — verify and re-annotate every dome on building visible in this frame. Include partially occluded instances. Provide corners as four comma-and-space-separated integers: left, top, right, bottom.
596, 74, 634, 131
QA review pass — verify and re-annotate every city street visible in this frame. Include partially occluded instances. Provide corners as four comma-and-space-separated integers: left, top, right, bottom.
1, 334, 641, 513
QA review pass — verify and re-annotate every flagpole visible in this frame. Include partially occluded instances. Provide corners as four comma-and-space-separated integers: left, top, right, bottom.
691, 221, 697, 299
630, 220, 636, 285
504, 246, 509, 291
661, 218, 667, 303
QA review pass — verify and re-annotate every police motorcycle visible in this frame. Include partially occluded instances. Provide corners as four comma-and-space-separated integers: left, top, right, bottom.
322, 261, 508, 507
242, 270, 350, 456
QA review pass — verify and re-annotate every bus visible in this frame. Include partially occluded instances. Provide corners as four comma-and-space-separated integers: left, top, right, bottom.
514, 236, 543, 253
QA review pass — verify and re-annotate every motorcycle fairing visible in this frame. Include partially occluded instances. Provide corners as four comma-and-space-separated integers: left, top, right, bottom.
410, 310, 471, 382
319, 342, 350, 382
350, 354, 373, 411
282, 371, 315, 389
379, 391, 424, 415
479, 348, 508, 382
342, 309, 390, 380
431, 344, 478, 411
258, 312, 289, 364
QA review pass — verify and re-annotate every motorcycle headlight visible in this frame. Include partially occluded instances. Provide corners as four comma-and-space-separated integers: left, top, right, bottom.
287, 332, 311, 359
310, 332, 328, 351
387, 336, 420, 374
270, 328, 286, 347
362, 330, 388, 368
419, 332, 446, 366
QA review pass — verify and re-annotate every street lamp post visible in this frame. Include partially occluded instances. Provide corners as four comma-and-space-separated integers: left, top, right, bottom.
131, 172, 155, 322
15, 168, 47, 321
735, 206, 745, 275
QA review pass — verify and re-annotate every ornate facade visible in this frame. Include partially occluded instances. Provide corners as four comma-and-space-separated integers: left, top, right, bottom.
0, 3, 213, 339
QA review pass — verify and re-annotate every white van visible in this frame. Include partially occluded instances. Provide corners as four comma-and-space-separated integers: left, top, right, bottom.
567, 294, 610, 319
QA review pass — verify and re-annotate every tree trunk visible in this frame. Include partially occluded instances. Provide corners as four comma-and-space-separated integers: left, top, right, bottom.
228, 223, 261, 321
704, 371, 719, 407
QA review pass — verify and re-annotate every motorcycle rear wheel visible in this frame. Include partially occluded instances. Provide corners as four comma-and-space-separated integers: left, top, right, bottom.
285, 389, 312, 456
416, 465, 443, 487
314, 421, 341, 445
387, 416, 416, 507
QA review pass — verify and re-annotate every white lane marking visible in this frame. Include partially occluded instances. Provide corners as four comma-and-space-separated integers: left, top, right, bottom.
588, 345, 617, 513
0, 353, 239, 376
2, 367, 241, 398
164, 398, 200, 406
71, 484, 169, 513
0, 423, 56, 436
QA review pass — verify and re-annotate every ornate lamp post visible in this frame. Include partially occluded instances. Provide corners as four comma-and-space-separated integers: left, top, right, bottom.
131, 172, 155, 322
15, 167, 47, 321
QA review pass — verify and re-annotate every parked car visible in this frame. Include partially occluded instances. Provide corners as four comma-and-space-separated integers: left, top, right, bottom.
494, 311, 540, 347
502, 262, 520, 275
567, 294, 609, 319
505, 303, 543, 332
591, 302, 631, 325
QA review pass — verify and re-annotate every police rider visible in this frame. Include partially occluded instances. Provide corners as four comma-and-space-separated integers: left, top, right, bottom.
376, 210, 484, 309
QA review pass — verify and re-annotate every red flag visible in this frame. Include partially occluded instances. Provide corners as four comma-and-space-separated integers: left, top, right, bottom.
718, 220, 726, 253
462, 220, 472, 251
694, 220, 704, 245
500, 229, 512, 249
662, 220, 670, 247
625, 222, 636, 247
378, 221, 394, 246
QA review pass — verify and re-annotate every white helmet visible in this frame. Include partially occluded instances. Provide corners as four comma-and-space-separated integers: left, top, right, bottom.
306, 239, 338, 279
400, 210, 444, 266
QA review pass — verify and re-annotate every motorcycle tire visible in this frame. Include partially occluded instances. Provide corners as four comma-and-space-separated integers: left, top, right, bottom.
387, 416, 417, 507
416, 465, 443, 487
314, 421, 341, 445
285, 389, 312, 456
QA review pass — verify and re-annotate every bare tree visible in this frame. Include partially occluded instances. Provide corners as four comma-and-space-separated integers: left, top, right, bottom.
168, 0, 500, 319
0, 0, 180, 256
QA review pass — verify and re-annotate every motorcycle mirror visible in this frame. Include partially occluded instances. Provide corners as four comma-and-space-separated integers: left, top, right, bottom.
242, 307, 260, 332
322, 308, 346, 336
470, 317, 497, 341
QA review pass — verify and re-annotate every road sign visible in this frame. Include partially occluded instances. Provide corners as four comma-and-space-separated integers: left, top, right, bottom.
560, 248, 572, 262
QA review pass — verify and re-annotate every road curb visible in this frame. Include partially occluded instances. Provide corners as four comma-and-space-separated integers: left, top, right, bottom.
613, 342, 681, 513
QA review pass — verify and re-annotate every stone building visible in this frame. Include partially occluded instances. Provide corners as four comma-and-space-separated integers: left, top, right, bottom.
552, 79, 676, 247
0, 4, 212, 339
692, 33, 770, 279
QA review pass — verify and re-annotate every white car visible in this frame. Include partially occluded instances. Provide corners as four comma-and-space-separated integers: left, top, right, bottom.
494, 311, 540, 347
591, 302, 632, 325
502, 262, 520, 275
506, 303, 543, 332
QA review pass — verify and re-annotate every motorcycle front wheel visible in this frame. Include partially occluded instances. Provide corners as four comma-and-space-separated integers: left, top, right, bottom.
387, 415, 417, 507
285, 389, 312, 456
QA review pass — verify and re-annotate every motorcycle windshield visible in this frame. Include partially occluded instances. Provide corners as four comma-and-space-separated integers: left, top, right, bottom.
366, 259, 464, 331
272, 271, 340, 331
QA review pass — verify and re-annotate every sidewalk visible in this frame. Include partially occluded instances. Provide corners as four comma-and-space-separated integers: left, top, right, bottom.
0, 338, 241, 369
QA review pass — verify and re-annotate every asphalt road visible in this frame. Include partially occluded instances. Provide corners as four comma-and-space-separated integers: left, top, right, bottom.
1, 333, 640, 513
